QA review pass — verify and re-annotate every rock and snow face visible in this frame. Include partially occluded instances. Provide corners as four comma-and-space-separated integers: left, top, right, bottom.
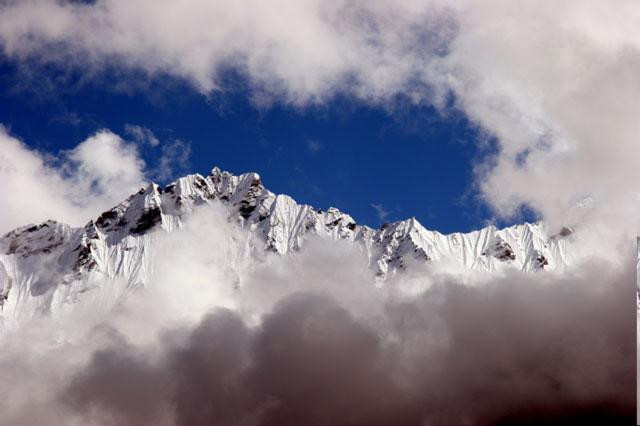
0, 167, 577, 328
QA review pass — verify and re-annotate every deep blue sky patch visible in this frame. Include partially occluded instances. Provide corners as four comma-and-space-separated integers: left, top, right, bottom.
0, 59, 520, 233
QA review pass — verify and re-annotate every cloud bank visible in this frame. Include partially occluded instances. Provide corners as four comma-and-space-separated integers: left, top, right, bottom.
0, 0, 638, 242
0, 211, 634, 425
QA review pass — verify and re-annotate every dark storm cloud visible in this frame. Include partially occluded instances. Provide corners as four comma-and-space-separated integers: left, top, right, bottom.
65, 342, 172, 426
58, 255, 635, 426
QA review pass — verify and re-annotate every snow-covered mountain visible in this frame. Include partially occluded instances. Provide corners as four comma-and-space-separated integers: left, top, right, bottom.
0, 167, 577, 328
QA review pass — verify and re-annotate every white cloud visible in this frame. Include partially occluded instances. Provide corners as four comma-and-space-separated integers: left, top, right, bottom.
124, 124, 192, 182
153, 139, 191, 182
0, 0, 637, 247
0, 0, 453, 102
0, 123, 193, 234
66, 130, 146, 200
432, 1, 640, 245
125, 124, 160, 147
371, 203, 389, 221
0, 126, 146, 234
0, 211, 633, 424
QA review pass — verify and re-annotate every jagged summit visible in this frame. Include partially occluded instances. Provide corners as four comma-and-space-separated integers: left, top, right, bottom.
0, 166, 575, 327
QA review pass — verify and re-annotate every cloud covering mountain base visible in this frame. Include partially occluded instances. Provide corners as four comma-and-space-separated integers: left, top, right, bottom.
0, 212, 634, 426
0, 1, 637, 424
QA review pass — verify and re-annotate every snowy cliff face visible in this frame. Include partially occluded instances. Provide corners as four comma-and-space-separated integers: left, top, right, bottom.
0, 167, 577, 328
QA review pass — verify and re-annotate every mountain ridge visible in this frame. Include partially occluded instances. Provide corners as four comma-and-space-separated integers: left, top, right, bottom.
0, 166, 576, 328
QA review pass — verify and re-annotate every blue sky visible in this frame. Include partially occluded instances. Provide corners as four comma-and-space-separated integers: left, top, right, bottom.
0, 59, 517, 233
0, 0, 635, 240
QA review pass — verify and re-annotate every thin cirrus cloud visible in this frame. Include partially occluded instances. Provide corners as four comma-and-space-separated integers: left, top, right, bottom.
306, 139, 323, 153
124, 124, 192, 182
125, 124, 160, 147
154, 139, 192, 182
371, 203, 389, 221
0, 0, 637, 249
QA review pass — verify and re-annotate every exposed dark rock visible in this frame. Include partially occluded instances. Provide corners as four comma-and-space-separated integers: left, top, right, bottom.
250, 176, 262, 187
326, 219, 341, 228
482, 238, 516, 261
193, 176, 208, 191
235, 178, 264, 219
74, 244, 97, 271
304, 217, 317, 230
130, 207, 162, 235
7, 240, 19, 255
238, 203, 256, 219
96, 209, 119, 228
26, 241, 63, 257
2, 223, 66, 257
536, 254, 549, 268
413, 247, 431, 261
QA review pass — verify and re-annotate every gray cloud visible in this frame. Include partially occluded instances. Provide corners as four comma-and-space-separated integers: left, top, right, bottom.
0, 228, 633, 425
65, 342, 174, 426
61, 262, 635, 425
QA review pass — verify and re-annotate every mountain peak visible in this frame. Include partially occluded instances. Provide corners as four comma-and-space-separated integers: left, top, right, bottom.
0, 167, 576, 328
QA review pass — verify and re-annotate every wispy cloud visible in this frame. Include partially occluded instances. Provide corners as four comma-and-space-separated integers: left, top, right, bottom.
371, 203, 389, 221
125, 124, 160, 147
153, 139, 191, 182
306, 139, 323, 153
123, 124, 192, 182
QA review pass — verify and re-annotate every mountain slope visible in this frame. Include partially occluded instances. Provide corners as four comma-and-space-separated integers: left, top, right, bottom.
0, 167, 576, 328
